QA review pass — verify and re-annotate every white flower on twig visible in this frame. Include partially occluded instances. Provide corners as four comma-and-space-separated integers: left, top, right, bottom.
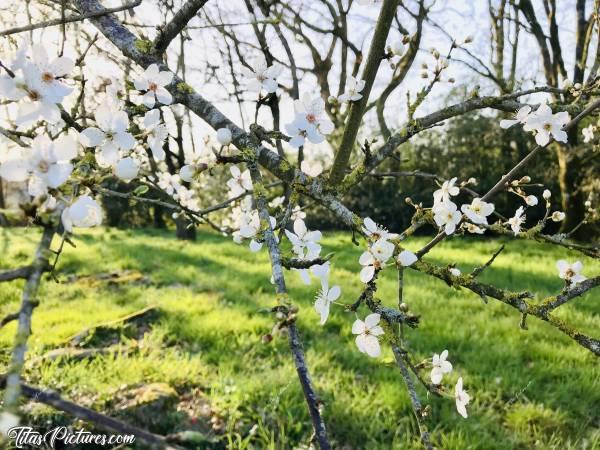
0, 134, 77, 197
582, 125, 594, 143
314, 279, 341, 325
461, 198, 494, 225
397, 249, 418, 267
142, 109, 168, 161
285, 94, 334, 148
433, 177, 459, 205
556, 260, 586, 285
523, 103, 570, 146
433, 201, 461, 235
134, 64, 173, 108
338, 76, 365, 102
359, 238, 394, 283
61, 195, 103, 232
455, 377, 470, 418
352, 313, 384, 357
227, 165, 252, 196
243, 60, 282, 94
362, 217, 398, 240
499, 106, 531, 129
430, 349, 453, 384
507, 206, 526, 235
79, 102, 135, 167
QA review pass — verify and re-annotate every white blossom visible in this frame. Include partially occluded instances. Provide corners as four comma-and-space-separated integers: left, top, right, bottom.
61, 195, 103, 232
507, 206, 525, 235
397, 249, 418, 267
0, 134, 77, 197
359, 238, 394, 283
179, 164, 195, 182
338, 76, 365, 102
285, 94, 334, 148
464, 223, 485, 234
582, 125, 594, 143
352, 313, 384, 357
455, 377, 470, 419
525, 195, 538, 206
461, 198, 495, 225
227, 165, 252, 196
243, 60, 282, 94
499, 106, 531, 129
301, 160, 323, 177
551, 211, 565, 222
449, 267, 461, 277
285, 218, 322, 258
237, 209, 276, 252
115, 157, 139, 182
362, 217, 398, 240
134, 64, 173, 108
142, 109, 168, 161
523, 103, 570, 146
79, 102, 135, 167
430, 350, 453, 384
543, 189, 551, 200
314, 278, 341, 325
433, 177, 460, 204
433, 201, 461, 235
556, 260, 586, 285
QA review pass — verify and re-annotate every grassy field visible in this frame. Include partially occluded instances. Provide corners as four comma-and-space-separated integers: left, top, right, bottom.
0, 227, 598, 449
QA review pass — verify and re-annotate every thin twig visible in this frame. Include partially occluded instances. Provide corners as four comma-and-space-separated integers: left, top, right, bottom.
0, 0, 142, 36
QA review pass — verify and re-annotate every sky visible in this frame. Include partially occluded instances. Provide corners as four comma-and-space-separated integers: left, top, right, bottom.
0, 0, 596, 164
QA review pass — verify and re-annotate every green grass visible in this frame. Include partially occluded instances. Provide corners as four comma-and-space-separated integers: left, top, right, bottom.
0, 227, 599, 449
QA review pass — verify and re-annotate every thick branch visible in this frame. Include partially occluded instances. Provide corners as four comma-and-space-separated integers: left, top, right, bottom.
0, 377, 180, 449
247, 160, 331, 449
3, 226, 55, 414
328, 0, 400, 185
540, 276, 600, 311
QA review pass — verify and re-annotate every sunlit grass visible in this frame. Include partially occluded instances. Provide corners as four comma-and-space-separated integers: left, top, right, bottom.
0, 227, 598, 449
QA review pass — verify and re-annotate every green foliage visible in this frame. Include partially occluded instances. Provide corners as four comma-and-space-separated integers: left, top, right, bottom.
0, 228, 598, 449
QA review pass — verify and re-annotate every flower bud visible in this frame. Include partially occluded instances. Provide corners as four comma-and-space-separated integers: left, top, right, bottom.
180, 164, 195, 183
543, 189, 551, 200
525, 195, 538, 206
115, 157, 139, 182
551, 211, 565, 222
217, 127, 232, 146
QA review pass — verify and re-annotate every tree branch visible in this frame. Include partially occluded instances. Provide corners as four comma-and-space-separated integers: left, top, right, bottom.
153, 0, 209, 53
328, 0, 399, 185
0, 0, 141, 37
3, 226, 55, 415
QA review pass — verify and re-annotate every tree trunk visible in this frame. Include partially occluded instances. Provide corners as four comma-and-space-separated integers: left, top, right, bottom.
175, 216, 196, 241
556, 146, 586, 238
153, 205, 166, 229
0, 180, 8, 226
